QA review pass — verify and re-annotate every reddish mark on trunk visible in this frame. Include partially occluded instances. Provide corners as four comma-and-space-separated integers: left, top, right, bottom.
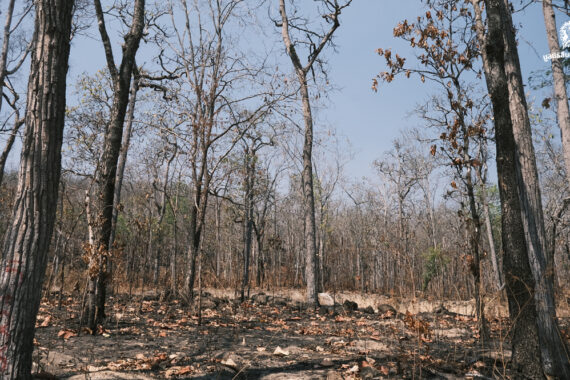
0, 345, 7, 372
5, 260, 21, 274
0, 325, 9, 337
0, 295, 12, 304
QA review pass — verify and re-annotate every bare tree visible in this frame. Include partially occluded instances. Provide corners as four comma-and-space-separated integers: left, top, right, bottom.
543, 0, 570, 186
0, 0, 74, 377
0, 1, 34, 185
83, 0, 146, 332
278, 0, 351, 305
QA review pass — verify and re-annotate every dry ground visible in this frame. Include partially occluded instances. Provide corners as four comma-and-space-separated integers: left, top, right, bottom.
31, 289, 570, 379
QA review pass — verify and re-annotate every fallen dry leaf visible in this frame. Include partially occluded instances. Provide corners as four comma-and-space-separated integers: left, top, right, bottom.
57, 329, 77, 340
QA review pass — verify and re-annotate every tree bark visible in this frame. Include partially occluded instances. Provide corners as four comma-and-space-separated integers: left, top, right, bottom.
543, 0, 570, 183
279, 0, 350, 304
84, 0, 145, 332
241, 146, 255, 301
481, 0, 570, 377
0, 0, 73, 377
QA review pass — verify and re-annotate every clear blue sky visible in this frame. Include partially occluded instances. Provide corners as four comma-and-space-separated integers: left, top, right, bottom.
57, 1, 568, 182
324, 0, 566, 181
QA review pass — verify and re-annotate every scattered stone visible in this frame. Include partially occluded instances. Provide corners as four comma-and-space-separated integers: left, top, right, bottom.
326, 370, 344, 380
347, 365, 360, 373
198, 297, 217, 310
284, 345, 303, 355
273, 346, 290, 356
271, 296, 288, 306
343, 300, 358, 312
320, 358, 334, 367
377, 303, 397, 316
361, 306, 375, 314
220, 358, 238, 371
360, 365, 380, 379
318, 292, 335, 306
252, 293, 269, 305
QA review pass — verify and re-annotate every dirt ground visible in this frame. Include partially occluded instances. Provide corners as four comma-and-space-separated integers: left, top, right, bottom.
31, 289, 570, 379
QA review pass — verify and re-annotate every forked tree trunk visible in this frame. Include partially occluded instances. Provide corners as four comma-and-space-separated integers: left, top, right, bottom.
0, 1, 74, 377
279, 0, 348, 305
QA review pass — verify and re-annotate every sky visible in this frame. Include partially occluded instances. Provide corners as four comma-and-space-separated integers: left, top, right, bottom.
322, 0, 568, 181
4, 0, 568, 183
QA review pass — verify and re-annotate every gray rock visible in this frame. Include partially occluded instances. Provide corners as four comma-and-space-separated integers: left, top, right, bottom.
253, 293, 269, 305
377, 304, 397, 316
361, 306, 375, 314
318, 293, 335, 306
343, 300, 358, 311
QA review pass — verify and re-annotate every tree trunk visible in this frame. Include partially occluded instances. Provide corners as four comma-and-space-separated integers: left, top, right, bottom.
109, 76, 140, 250
299, 75, 319, 305
0, 0, 73, 377
501, 0, 570, 376
481, 0, 570, 376
241, 147, 254, 301
543, 0, 570, 183
84, 0, 145, 332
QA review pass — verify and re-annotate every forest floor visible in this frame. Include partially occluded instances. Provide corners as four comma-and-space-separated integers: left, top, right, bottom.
32, 288, 570, 379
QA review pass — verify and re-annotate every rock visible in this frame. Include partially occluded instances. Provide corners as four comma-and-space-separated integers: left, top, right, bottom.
220, 353, 242, 371
318, 293, 335, 306
284, 345, 303, 355
361, 306, 375, 314
198, 297, 217, 310
360, 365, 380, 380
318, 305, 337, 316
273, 346, 290, 356
220, 358, 238, 371
271, 296, 288, 306
326, 370, 344, 380
377, 303, 397, 316
343, 300, 358, 311
66, 371, 155, 380
320, 358, 335, 367
252, 293, 269, 305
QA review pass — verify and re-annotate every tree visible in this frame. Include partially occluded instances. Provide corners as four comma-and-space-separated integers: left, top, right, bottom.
477, 0, 570, 376
278, 0, 351, 305
83, 0, 146, 332
160, 0, 278, 300
543, 0, 570, 186
0, 0, 74, 377
0, 1, 33, 186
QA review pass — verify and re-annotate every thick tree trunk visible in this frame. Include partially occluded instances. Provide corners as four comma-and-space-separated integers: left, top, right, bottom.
0, 0, 73, 377
84, 0, 145, 332
543, 0, 570, 182
482, 0, 570, 377
501, 0, 570, 376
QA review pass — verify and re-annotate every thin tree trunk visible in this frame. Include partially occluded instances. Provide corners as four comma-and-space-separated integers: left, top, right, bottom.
543, 0, 570, 183
84, 0, 145, 332
0, 1, 73, 377
109, 76, 140, 250
241, 147, 254, 301
478, 171, 503, 289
